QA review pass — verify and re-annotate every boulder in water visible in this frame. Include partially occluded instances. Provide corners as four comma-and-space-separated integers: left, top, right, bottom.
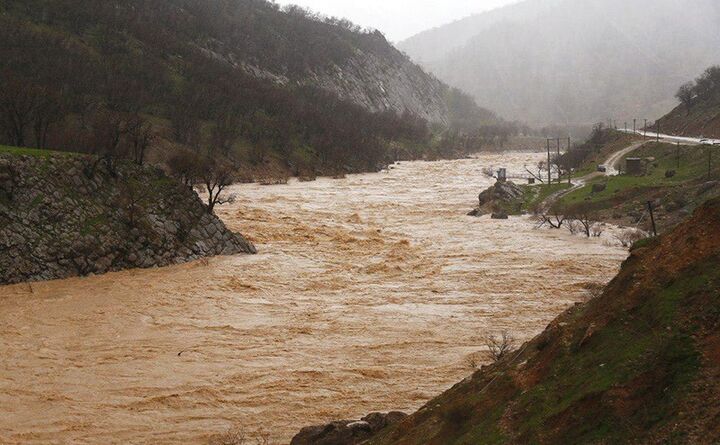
468, 180, 524, 217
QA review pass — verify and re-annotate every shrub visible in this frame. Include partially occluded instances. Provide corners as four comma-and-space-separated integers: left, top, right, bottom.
614, 228, 647, 247
484, 331, 516, 362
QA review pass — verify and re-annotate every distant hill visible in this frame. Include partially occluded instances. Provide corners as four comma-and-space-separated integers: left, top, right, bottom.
399, 0, 562, 66
367, 197, 720, 444
0, 0, 501, 175
399, 0, 720, 125
656, 66, 720, 139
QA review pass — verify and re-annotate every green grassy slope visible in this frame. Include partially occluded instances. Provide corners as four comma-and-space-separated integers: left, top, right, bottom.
369, 198, 720, 445
559, 142, 719, 211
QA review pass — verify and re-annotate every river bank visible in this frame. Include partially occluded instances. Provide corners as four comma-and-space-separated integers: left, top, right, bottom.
0, 153, 628, 444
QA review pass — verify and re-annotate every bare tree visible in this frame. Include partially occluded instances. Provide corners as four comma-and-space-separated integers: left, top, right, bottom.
126, 115, 155, 165
675, 82, 695, 114
484, 331, 516, 362
167, 148, 202, 187
614, 228, 646, 247
115, 178, 147, 228
0, 73, 40, 147
536, 212, 566, 229
84, 107, 132, 176
209, 428, 247, 445
210, 113, 240, 155
33, 88, 65, 149
197, 156, 237, 214
566, 220, 581, 236
567, 203, 598, 238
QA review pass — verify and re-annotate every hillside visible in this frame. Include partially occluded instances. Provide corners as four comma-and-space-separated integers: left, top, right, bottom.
0, 147, 255, 284
655, 66, 720, 139
0, 0, 501, 176
365, 197, 720, 444
399, 0, 561, 65
398, 0, 720, 125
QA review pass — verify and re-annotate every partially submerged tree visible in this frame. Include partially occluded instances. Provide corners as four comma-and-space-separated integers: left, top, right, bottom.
614, 228, 647, 248
566, 203, 599, 238
535, 204, 566, 229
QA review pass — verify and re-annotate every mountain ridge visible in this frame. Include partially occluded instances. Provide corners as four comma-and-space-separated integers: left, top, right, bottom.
399, 0, 720, 125
0, 0, 502, 176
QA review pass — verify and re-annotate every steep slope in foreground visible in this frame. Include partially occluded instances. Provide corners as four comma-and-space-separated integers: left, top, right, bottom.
369, 199, 720, 444
399, 0, 720, 125
0, 148, 255, 285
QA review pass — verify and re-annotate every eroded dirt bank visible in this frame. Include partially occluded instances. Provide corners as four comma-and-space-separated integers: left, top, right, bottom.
0, 153, 628, 444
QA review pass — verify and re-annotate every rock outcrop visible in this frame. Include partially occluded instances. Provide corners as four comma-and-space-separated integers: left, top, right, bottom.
291, 412, 407, 445
467, 180, 524, 217
309, 44, 451, 126
0, 152, 255, 285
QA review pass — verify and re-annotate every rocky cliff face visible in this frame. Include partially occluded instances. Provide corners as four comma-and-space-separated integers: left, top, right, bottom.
0, 152, 255, 285
202, 29, 453, 126
307, 44, 450, 126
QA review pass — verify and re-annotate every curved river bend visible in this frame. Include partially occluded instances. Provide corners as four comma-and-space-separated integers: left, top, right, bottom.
0, 153, 627, 444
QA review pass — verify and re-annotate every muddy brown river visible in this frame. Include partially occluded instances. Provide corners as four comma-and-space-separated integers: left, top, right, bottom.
0, 153, 628, 444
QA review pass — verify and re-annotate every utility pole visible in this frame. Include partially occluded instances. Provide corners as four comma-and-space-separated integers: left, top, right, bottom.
647, 201, 658, 237
624, 122, 628, 133
633, 118, 636, 133
644, 119, 648, 139
709, 147, 713, 180
567, 137, 572, 184
556, 138, 562, 184
546, 138, 551, 184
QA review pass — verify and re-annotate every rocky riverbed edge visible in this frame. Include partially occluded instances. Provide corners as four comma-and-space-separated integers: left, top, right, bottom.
0, 152, 255, 285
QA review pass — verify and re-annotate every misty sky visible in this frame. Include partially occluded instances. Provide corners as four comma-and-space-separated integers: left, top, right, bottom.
273, 0, 520, 42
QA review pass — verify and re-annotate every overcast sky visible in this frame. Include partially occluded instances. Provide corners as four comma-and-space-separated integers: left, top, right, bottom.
272, 0, 520, 42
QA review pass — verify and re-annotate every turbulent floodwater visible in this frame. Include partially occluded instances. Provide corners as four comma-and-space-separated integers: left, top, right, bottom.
0, 153, 628, 444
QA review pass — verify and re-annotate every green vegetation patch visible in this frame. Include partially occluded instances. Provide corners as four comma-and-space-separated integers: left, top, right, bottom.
558, 142, 719, 210
0, 145, 78, 158
520, 182, 572, 212
508, 261, 715, 444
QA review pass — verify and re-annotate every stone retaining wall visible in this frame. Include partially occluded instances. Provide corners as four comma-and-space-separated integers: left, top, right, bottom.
0, 152, 255, 285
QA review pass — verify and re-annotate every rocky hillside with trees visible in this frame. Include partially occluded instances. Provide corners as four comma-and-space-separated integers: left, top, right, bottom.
659, 66, 720, 139
399, 0, 720, 125
0, 0, 509, 179
359, 197, 720, 444
0, 147, 255, 285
